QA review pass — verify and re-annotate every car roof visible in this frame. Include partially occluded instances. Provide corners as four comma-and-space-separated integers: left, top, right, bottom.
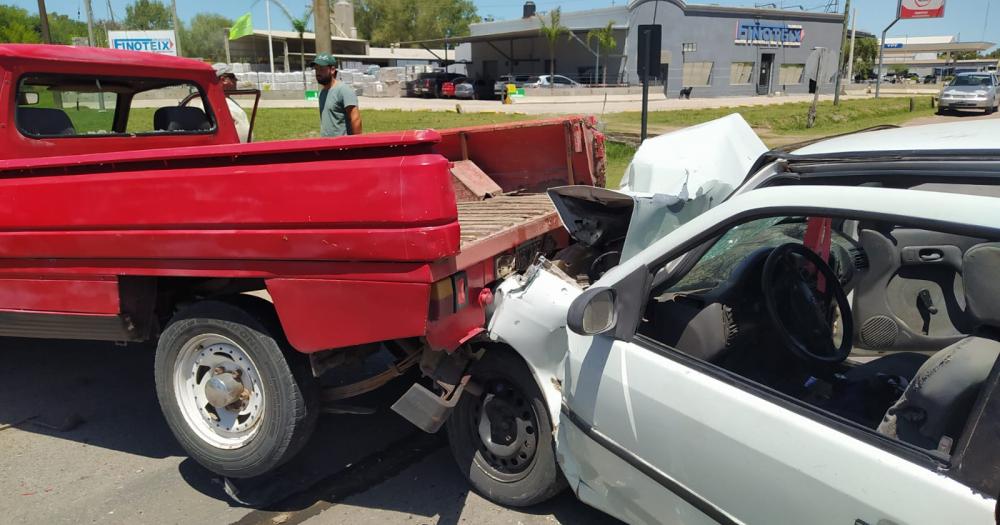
0, 44, 214, 73
792, 120, 1000, 156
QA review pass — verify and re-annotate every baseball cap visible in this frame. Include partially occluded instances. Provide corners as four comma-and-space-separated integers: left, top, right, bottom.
212, 62, 236, 79
309, 53, 338, 67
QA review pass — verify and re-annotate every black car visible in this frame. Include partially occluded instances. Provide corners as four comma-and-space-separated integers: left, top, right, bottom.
412, 72, 466, 98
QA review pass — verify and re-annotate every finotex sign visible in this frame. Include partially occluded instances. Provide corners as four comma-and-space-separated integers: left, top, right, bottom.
108, 30, 178, 56
898, 0, 946, 20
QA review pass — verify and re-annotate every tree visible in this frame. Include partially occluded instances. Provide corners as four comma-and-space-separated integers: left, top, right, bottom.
125, 0, 174, 31
180, 13, 231, 62
538, 8, 569, 90
987, 48, 1000, 59
0, 6, 41, 44
45, 12, 97, 45
355, 0, 479, 47
273, 0, 312, 89
842, 36, 877, 80
939, 50, 980, 61
587, 21, 617, 85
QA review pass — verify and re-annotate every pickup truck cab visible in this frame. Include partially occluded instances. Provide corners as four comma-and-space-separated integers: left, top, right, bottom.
0, 44, 606, 489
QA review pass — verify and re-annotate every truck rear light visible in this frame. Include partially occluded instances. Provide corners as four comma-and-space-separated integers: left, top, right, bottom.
429, 271, 469, 319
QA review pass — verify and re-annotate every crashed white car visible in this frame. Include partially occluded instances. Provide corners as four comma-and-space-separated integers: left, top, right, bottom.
445, 117, 1000, 524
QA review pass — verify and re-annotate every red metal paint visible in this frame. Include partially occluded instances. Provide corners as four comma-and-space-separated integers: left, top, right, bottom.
0, 45, 605, 353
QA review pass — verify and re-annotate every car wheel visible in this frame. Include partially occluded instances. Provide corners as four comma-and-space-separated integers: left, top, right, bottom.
446, 349, 565, 507
154, 299, 318, 479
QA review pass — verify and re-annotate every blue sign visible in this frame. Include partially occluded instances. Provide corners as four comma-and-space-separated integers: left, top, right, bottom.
883, 43, 904, 49
735, 20, 803, 47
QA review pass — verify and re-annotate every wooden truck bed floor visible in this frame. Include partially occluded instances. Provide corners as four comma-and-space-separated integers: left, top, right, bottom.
456, 194, 557, 248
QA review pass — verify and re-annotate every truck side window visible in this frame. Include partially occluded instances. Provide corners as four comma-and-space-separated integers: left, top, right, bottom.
16, 75, 215, 138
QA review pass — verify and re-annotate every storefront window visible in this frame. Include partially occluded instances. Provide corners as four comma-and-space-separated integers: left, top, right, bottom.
779, 64, 805, 85
730, 62, 754, 85
682, 61, 713, 87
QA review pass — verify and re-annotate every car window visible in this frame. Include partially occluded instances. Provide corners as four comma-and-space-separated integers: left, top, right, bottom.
526, 76, 540, 83
950, 75, 991, 87
17, 74, 214, 138
555, 76, 573, 85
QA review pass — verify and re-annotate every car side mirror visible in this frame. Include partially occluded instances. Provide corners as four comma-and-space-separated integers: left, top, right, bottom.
18, 92, 39, 105
567, 287, 617, 336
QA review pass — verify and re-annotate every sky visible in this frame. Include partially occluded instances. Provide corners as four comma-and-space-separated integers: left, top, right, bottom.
10, 0, 1000, 49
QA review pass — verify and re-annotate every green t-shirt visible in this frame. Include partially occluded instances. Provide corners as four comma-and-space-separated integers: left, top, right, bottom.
319, 82, 358, 137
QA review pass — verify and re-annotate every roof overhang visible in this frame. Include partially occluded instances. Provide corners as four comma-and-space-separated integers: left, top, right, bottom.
882, 41, 995, 54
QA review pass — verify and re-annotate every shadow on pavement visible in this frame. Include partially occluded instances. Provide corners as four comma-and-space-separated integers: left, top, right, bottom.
0, 337, 183, 459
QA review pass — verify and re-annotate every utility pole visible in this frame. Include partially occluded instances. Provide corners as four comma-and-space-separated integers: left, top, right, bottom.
170, 0, 183, 56
832, 0, 850, 105
314, 0, 332, 55
36, 0, 52, 43
83, 0, 96, 46
846, 8, 856, 90
875, 6, 901, 99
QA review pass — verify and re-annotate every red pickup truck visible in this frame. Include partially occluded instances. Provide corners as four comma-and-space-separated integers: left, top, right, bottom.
1, 44, 605, 499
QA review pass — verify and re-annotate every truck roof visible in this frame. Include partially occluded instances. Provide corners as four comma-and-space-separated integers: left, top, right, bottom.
0, 44, 215, 74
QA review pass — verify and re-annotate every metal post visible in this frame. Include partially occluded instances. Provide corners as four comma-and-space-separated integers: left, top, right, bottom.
224, 28, 232, 63
846, 9, 856, 88
265, 0, 276, 83
833, 0, 850, 105
640, 28, 650, 142
36, 0, 52, 44
170, 0, 183, 56
594, 42, 600, 84
875, 15, 900, 99
807, 47, 824, 128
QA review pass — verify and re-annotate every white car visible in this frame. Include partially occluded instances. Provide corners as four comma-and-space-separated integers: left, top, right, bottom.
525, 74, 582, 88
442, 117, 1000, 524
938, 72, 1000, 115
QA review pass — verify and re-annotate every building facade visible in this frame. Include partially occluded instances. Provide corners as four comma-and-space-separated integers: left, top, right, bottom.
466, 0, 845, 97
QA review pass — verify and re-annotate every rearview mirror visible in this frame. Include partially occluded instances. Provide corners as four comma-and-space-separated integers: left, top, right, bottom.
18, 92, 39, 105
567, 287, 617, 336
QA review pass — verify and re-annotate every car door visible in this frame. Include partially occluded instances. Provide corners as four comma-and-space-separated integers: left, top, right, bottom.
850, 187, 1000, 355
557, 187, 997, 525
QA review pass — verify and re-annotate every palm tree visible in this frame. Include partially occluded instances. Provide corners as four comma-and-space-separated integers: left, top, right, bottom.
273, 0, 314, 93
537, 8, 569, 90
587, 21, 617, 85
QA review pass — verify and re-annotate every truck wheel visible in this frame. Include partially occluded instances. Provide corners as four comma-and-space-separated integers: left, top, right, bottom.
446, 349, 565, 507
154, 300, 317, 479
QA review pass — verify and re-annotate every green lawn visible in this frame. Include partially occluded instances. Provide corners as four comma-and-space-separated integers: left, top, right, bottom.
251, 108, 534, 141
602, 97, 936, 140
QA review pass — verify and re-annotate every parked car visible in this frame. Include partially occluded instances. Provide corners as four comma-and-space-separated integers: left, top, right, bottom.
413, 72, 465, 98
923, 74, 938, 84
524, 74, 583, 88
938, 72, 1000, 114
453, 78, 478, 100
434, 116, 1000, 523
492, 74, 533, 99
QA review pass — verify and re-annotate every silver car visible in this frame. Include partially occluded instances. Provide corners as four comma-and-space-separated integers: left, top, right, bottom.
938, 72, 1000, 114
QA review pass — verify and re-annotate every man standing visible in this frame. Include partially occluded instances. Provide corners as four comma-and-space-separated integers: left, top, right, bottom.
311, 53, 362, 137
211, 63, 250, 143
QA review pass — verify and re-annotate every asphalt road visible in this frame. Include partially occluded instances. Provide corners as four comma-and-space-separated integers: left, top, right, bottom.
0, 338, 617, 525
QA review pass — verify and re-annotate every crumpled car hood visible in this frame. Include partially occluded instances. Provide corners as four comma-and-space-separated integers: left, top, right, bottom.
550, 113, 767, 262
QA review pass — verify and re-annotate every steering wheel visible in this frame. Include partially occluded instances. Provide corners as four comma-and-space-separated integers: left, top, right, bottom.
761, 243, 853, 367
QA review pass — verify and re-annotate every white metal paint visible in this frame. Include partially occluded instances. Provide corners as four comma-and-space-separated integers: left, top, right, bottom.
620, 114, 766, 196
561, 335, 996, 524
487, 264, 583, 429
792, 119, 1000, 155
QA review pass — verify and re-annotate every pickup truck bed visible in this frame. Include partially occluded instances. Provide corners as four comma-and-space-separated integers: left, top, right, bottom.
457, 194, 556, 248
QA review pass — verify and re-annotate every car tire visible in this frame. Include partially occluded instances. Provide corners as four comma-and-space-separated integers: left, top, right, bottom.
154, 298, 318, 479
446, 348, 565, 507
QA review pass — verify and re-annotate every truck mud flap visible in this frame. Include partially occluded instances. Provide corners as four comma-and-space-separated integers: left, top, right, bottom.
391, 375, 476, 433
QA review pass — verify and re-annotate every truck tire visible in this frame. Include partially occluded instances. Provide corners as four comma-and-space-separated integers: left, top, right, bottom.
154, 299, 318, 479
446, 349, 565, 507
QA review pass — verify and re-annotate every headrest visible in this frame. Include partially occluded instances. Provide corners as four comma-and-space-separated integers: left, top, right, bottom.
964, 243, 1000, 329
17, 107, 76, 136
153, 106, 211, 132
